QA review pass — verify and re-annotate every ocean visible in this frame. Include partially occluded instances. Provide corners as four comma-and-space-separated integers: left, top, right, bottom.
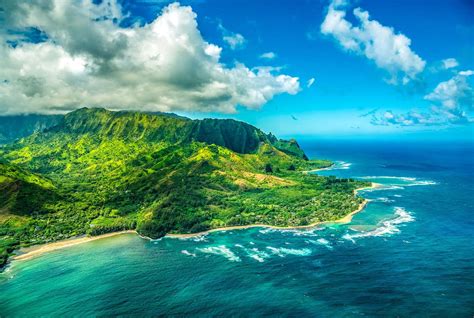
1, 139, 473, 317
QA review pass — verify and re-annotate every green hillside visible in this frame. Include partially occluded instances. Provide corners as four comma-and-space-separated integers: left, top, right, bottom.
0, 108, 368, 268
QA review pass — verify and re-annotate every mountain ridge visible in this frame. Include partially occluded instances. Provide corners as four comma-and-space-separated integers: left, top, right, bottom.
0, 107, 368, 268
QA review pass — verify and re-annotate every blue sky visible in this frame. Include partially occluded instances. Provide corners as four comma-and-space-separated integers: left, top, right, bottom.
1, 0, 473, 139
124, 0, 474, 138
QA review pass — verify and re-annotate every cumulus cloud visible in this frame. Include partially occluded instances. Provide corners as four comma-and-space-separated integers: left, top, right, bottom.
306, 78, 315, 88
441, 58, 459, 70
424, 70, 473, 112
372, 71, 474, 126
320, 0, 426, 84
0, 1, 299, 115
259, 52, 276, 60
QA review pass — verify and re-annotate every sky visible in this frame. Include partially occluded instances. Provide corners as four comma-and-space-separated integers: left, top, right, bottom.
0, 0, 473, 139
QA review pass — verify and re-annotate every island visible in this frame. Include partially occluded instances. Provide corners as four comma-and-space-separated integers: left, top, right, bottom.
0, 108, 370, 268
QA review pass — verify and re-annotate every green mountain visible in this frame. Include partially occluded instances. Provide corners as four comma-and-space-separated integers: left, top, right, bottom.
0, 108, 368, 267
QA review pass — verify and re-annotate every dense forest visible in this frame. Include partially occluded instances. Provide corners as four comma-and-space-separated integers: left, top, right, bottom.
0, 108, 369, 267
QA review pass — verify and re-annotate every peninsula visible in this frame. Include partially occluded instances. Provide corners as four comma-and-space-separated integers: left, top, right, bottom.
0, 108, 369, 268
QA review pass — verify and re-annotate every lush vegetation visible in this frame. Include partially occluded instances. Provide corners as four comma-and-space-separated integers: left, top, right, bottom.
0, 108, 369, 268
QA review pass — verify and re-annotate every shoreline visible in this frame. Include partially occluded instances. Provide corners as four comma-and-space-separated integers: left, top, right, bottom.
166, 199, 369, 238
9, 183, 379, 262
12, 230, 137, 262
302, 163, 335, 174
166, 182, 380, 238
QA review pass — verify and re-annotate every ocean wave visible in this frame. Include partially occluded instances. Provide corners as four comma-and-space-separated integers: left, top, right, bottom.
290, 229, 320, 237
181, 250, 196, 257
361, 185, 405, 192
343, 207, 415, 241
235, 244, 270, 262
320, 161, 352, 171
357, 176, 438, 187
197, 245, 241, 262
258, 228, 277, 234
307, 238, 333, 250
266, 246, 312, 257
372, 197, 395, 203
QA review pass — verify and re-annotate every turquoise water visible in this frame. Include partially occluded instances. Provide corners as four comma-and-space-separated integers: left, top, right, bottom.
1, 140, 473, 316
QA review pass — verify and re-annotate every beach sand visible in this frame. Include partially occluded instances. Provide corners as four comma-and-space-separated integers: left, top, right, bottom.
13, 230, 137, 262
167, 182, 381, 238
11, 183, 380, 261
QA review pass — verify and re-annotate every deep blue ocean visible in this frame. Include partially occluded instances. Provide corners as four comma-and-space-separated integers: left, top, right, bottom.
1, 139, 473, 317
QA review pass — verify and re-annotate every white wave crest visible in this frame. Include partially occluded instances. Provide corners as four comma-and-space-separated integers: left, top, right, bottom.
197, 245, 241, 262
344, 207, 415, 241
266, 246, 312, 257
358, 176, 438, 187
319, 161, 352, 171
235, 244, 270, 262
290, 229, 321, 237
362, 185, 405, 192
372, 197, 395, 203
181, 250, 196, 257
308, 238, 333, 250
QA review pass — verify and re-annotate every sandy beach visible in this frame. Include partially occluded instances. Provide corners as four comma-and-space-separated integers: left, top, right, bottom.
11, 183, 380, 261
167, 182, 381, 238
13, 230, 137, 262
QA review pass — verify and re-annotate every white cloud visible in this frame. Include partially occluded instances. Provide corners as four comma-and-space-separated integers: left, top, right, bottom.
307, 78, 315, 88
321, 0, 426, 84
459, 70, 474, 76
0, 1, 299, 115
223, 33, 246, 50
218, 22, 246, 50
372, 70, 474, 126
424, 70, 473, 110
259, 52, 276, 60
441, 58, 459, 70
371, 110, 439, 126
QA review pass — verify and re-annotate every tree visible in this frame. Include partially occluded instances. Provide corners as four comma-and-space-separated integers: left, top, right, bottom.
288, 164, 296, 171
265, 163, 273, 173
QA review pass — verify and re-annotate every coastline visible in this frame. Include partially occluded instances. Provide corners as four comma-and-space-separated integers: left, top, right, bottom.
302, 163, 335, 174
12, 230, 137, 262
167, 182, 381, 238
166, 199, 369, 238
9, 183, 380, 262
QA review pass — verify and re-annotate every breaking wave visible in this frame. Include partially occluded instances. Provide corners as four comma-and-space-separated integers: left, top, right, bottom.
343, 207, 415, 241
197, 245, 241, 262
181, 250, 196, 257
358, 176, 438, 186
371, 197, 395, 203
307, 238, 333, 250
320, 161, 352, 171
235, 244, 270, 262
266, 246, 312, 257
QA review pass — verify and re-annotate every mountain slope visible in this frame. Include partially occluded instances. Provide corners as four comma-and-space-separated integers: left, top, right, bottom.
0, 108, 368, 267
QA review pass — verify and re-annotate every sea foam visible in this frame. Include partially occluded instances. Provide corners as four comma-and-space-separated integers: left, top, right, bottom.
235, 244, 270, 262
266, 246, 312, 257
358, 176, 438, 187
320, 161, 352, 171
197, 245, 241, 262
181, 250, 196, 257
307, 238, 333, 250
343, 207, 415, 241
